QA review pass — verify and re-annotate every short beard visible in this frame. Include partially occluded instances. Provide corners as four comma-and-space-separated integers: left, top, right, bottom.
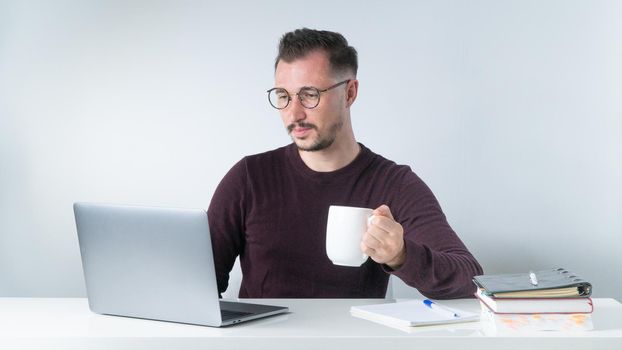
288, 120, 343, 152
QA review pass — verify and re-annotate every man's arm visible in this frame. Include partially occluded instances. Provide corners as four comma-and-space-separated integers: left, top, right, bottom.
207, 159, 248, 297
362, 171, 483, 299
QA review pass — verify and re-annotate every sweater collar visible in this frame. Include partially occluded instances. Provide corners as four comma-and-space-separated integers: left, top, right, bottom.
285, 142, 375, 183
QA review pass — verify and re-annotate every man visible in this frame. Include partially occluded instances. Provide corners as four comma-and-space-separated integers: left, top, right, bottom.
208, 28, 483, 299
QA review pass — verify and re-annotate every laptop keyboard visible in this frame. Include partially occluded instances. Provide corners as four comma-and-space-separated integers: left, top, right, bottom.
221, 309, 254, 321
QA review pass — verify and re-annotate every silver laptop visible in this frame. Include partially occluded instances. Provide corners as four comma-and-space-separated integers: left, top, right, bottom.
73, 202, 288, 327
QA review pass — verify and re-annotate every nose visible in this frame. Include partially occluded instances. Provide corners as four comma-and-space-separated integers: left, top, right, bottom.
283, 95, 307, 124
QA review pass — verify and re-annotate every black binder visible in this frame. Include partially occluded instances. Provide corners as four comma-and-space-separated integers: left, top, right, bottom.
473, 267, 592, 298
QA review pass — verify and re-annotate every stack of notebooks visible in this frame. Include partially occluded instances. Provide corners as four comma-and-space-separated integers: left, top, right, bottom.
473, 267, 593, 332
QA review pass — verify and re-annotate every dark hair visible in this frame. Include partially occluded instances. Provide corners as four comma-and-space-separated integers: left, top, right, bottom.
275, 28, 358, 77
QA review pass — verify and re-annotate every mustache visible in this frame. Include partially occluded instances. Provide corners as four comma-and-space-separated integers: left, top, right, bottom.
287, 122, 317, 133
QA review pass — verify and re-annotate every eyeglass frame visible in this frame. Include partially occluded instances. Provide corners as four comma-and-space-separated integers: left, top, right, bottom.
266, 79, 351, 110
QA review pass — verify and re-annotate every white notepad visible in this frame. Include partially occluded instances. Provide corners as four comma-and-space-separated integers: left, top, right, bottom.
350, 299, 480, 327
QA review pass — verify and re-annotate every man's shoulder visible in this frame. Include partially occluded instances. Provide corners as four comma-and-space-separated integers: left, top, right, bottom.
364, 146, 422, 184
221, 145, 291, 184
241, 144, 291, 167
366, 147, 413, 173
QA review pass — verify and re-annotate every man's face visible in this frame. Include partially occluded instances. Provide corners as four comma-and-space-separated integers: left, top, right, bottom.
274, 51, 349, 152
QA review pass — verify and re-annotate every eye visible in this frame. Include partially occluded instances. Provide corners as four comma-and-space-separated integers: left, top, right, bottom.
300, 89, 319, 99
275, 89, 289, 99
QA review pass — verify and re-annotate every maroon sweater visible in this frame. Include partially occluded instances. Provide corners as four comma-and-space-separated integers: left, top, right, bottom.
207, 143, 482, 299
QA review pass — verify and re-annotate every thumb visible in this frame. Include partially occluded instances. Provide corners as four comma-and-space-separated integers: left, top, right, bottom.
373, 204, 394, 220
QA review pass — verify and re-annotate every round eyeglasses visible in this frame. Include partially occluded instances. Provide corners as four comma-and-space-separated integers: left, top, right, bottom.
266, 79, 350, 110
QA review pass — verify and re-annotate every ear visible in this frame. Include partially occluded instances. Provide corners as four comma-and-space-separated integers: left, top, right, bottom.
345, 79, 358, 108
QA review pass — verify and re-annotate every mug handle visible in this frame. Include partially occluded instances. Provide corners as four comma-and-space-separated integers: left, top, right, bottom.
366, 215, 375, 227
361, 214, 376, 261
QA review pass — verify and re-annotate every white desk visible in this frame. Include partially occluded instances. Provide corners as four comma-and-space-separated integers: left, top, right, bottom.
1, 298, 621, 349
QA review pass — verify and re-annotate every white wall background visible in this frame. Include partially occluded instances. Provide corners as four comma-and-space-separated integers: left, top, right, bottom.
1, 0, 620, 300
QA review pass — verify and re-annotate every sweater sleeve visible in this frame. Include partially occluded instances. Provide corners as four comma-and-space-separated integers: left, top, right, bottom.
385, 170, 483, 299
207, 159, 248, 296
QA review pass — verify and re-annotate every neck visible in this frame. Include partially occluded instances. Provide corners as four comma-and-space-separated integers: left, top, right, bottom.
298, 134, 360, 172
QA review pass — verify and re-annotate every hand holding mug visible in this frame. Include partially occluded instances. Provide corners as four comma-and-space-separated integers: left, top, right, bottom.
361, 205, 405, 269
326, 204, 405, 269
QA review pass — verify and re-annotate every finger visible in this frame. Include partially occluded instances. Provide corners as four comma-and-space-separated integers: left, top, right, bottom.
368, 216, 403, 240
373, 204, 394, 221
362, 232, 383, 250
360, 241, 376, 256
363, 242, 394, 264
365, 223, 389, 244
364, 231, 391, 253
361, 242, 388, 264
366, 225, 404, 258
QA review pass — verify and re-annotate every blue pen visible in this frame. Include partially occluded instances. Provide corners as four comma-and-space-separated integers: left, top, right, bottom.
423, 299, 460, 318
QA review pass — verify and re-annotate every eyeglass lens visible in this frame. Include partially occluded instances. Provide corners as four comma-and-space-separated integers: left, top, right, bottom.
268, 87, 321, 109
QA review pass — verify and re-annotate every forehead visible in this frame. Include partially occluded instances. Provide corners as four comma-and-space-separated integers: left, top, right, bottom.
275, 51, 334, 87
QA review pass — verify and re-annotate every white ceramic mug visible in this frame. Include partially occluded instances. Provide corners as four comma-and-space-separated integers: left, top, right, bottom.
326, 205, 374, 267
